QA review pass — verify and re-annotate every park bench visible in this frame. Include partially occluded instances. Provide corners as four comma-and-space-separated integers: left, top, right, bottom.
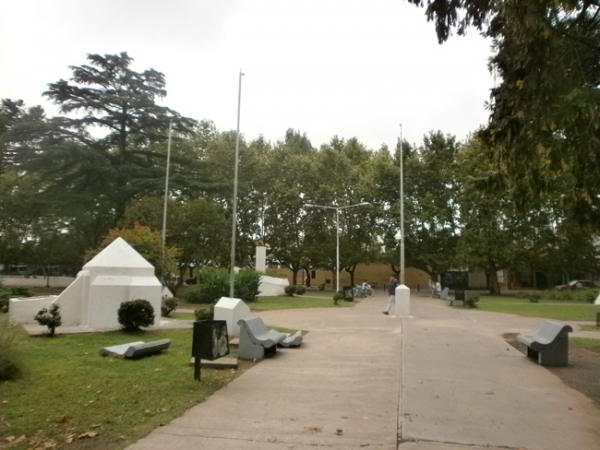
237, 317, 303, 360
99, 339, 171, 359
516, 321, 573, 366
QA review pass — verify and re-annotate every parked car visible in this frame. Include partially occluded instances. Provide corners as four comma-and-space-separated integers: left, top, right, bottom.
554, 280, 599, 291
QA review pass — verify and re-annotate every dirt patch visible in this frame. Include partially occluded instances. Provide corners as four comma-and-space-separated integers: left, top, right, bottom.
502, 333, 600, 408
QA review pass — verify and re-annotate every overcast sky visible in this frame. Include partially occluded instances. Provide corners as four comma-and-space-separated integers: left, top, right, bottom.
1, 0, 495, 150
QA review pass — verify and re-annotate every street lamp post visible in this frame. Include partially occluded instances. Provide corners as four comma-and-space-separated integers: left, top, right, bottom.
230, 70, 244, 298
399, 124, 405, 286
304, 202, 369, 293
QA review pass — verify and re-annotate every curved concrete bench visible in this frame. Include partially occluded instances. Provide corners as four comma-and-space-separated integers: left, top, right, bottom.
99, 339, 171, 359
517, 321, 573, 366
237, 317, 287, 360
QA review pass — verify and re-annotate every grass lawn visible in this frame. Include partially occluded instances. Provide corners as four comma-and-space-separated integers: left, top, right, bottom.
578, 325, 600, 332
0, 324, 241, 450
249, 295, 355, 311
176, 294, 355, 312
571, 337, 600, 352
476, 296, 600, 321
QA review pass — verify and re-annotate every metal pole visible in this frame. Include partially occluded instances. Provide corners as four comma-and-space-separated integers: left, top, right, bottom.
162, 120, 173, 268
400, 124, 405, 285
336, 208, 340, 293
230, 70, 243, 298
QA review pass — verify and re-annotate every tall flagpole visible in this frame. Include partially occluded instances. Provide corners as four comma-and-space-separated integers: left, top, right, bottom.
161, 120, 173, 271
230, 70, 244, 298
399, 124, 405, 286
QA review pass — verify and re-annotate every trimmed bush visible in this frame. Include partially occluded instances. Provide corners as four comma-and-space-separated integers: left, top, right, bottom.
465, 293, 479, 309
161, 296, 178, 317
118, 299, 155, 331
318, 284, 325, 291
284, 285, 297, 296
183, 268, 229, 304
34, 304, 62, 336
234, 269, 261, 302
0, 316, 23, 380
333, 290, 344, 305
194, 305, 214, 321
295, 286, 306, 295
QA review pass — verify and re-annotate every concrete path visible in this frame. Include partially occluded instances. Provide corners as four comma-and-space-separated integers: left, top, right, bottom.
126, 293, 599, 450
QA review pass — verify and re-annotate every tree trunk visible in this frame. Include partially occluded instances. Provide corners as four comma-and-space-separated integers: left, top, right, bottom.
487, 271, 501, 295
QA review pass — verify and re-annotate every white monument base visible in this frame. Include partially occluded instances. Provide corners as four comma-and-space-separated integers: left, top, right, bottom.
395, 284, 411, 318
213, 297, 251, 338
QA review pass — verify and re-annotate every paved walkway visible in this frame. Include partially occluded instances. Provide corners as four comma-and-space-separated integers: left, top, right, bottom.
125, 293, 600, 450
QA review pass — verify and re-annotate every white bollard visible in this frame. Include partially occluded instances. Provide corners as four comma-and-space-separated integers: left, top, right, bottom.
394, 284, 410, 317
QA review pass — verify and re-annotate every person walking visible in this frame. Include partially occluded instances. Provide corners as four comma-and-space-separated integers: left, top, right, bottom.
383, 274, 399, 315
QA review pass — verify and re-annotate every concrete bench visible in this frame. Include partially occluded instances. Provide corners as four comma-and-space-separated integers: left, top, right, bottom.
99, 339, 171, 359
517, 321, 573, 366
237, 317, 287, 360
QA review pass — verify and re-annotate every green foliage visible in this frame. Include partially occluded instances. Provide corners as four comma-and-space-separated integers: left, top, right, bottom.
117, 299, 155, 331
318, 283, 325, 291
183, 285, 211, 304
465, 293, 479, 309
34, 304, 62, 336
161, 296, 178, 317
0, 286, 33, 312
182, 268, 229, 304
333, 290, 344, 305
234, 269, 261, 303
0, 316, 22, 380
284, 285, 297, 296
194, 305, 214, 321
295, 286, 306, 295
182, 268, 260, 304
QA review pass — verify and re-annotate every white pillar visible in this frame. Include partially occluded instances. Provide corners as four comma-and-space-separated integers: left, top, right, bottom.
256, 246, 267, 272
395, 284, 410, 317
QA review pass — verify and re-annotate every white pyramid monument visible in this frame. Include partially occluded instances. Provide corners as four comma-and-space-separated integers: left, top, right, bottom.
10, 237, 163, 329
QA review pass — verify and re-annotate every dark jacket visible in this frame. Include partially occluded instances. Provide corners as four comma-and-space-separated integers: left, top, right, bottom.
388, 279, 399, 295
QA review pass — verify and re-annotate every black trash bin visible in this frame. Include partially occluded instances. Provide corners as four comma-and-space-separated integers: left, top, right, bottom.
192, 320, 230, 361
343, 286, 354, 301
192, 320, 230, 380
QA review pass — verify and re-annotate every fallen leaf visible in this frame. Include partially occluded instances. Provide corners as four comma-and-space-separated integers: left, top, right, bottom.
303, 427, 322, 434
6, 435, 26, 444
91, 423, 102, 428
65, 434, 75, 444
1, 400, 8, 404
78, 431, 98, 439
335, 429, 343, 436
60, 415, 71, 423
266, 437, 278, 442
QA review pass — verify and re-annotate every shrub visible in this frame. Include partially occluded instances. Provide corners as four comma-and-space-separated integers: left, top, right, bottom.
118, 299, 155, 331
234, 269, 262, 302
318, 284, 325, 291
295, 286, 306, 295
184, 268, 230, 304
161, 296, 178, 317
465, 293, 479, 309
0, 286, 33, 313
333, 291, 344, 305
527, 293, 541, 303
0, 316, 23, 380
284, 285, 297, 296
582, 289, 599, 303
34, 304, 62, 336
194, 305, 214, 321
